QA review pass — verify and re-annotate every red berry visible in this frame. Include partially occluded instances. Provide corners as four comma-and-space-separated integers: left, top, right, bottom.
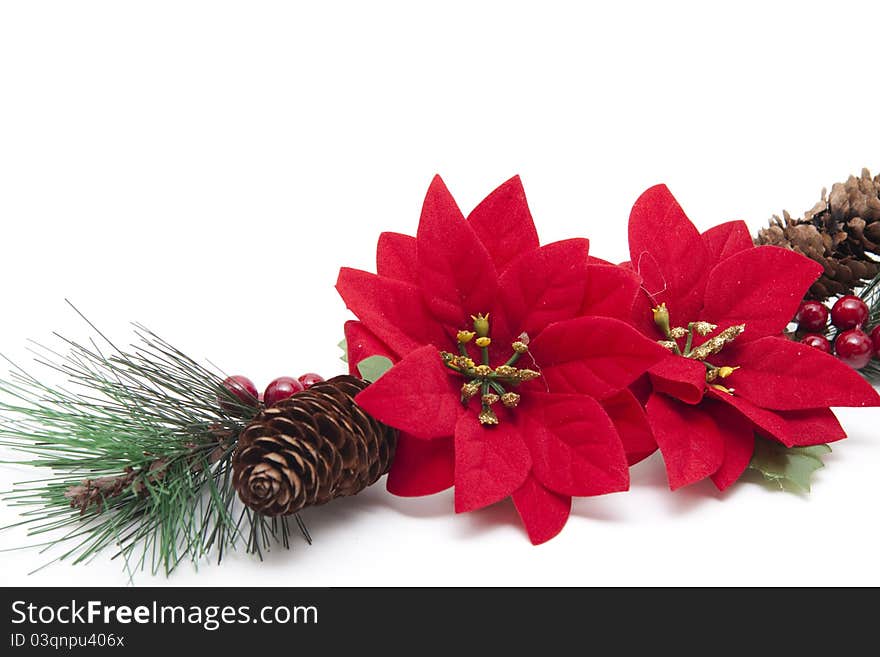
298, 373, 325, 389
830, 295, 869, 330
835, 329, 873, 369
795, 301, 829, 333
800, 333, 831, 353
871, 325, 880, 355
220, 375, 259, 411
263, 376, 304, 407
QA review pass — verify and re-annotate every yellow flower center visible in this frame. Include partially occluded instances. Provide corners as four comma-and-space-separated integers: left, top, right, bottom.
652, 303, 744, 395
440, 313, 539, 425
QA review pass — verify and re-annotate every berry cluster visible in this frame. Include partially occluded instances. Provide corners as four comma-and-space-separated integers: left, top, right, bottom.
795, 295, 879, 369
219, 372, 325, 411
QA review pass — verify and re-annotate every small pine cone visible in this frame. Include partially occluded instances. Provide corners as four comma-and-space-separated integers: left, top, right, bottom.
828, 169, 880, 224
756, 168, 880, 300
232, 375, 397, 516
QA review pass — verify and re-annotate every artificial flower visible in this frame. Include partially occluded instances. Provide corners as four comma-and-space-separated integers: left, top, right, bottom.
627, 184, 880, 490
337, 175, 667, 543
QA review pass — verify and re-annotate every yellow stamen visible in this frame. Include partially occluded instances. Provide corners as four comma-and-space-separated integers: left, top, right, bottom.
687, 324, 745, 361
475, 337, 492, 348
457, 330, 476, 344
501, 392, 521, 408
461, 382, 480, 401
692, 321, 718, 337
517, 369, 541, 382
479, 407, 499, 425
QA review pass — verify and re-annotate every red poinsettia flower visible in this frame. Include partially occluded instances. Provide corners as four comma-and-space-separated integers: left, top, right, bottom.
337, 175, 667, 543
628, 184, 880, 490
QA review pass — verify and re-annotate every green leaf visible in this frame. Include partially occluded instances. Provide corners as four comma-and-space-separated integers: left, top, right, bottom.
748, 438, 831, 493
338, 339, 348, 363
357, 355, 394, 383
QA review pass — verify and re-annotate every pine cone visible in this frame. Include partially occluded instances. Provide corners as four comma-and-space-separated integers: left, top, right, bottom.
232, 375, 397, 516
756, 168, 880, 299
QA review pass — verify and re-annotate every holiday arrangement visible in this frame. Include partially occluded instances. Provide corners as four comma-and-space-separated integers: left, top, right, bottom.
1, 169, 878, 574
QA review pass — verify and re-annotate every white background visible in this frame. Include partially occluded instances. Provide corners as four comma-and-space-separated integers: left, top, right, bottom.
1, 1, 879, 586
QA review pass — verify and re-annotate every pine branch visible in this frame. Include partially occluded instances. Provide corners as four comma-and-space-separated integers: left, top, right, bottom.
858, 272, 880, 384
0, 310, 308, 576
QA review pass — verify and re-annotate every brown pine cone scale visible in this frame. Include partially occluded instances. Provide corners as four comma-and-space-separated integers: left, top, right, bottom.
756, 168, 880, 300
232, 375, 397, 516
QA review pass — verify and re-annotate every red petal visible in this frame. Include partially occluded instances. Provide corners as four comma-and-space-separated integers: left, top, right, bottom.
336, 268, 448, 355
701, 220, 754, 261
581, 263, 642, 322
520, 393, 629, 497
497, 239, 590, 339
629, 373, 653, 406
646, 392, 725, 489
724, 336, 880, 410
648, 356, 706, 404
702, 246, 823, 342
453, 414, 531, 513
629, 291, 663, 340
386, 434, 455, 496
601, 388, 657, 465
467, 175, 540, 274
774, 409, 847, 446
531, 316, 669, 400
628, 185, 710, 327
417, 176, 498, 331
707, 401, 755, 491
343, 321, 397, 376
511, 474, 571, 545
376, 232, 418, 284
708, 388, 847, 447
353, 345, 461, 439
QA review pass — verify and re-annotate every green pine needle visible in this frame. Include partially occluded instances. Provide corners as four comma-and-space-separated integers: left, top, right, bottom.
858, 271, 880, 384
0, 306, 308, 578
